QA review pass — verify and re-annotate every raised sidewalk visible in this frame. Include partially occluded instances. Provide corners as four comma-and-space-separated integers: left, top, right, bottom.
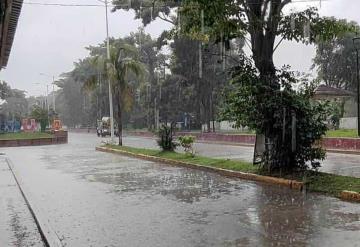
0, 156, 44, 246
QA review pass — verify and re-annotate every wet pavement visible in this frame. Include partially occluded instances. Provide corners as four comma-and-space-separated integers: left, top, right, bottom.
123, 136, 360, 178
0, 157, 44, 247
0, 133, 359, 246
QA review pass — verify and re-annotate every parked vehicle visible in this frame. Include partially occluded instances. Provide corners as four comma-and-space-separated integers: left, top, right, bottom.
97, 117, 118, 137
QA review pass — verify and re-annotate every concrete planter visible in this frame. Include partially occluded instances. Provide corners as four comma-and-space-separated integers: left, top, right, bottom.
0, 131, 68, 147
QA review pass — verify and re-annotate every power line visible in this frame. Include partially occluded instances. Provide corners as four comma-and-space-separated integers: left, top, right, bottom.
23, 1, 111, 7
23, 0, 328, 8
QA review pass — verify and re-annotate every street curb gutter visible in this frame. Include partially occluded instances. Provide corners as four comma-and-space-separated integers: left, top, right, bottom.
5, 158, 63, 247
326, 149, 360, 155
340, 190, 360, 202
96, 146, 304, 191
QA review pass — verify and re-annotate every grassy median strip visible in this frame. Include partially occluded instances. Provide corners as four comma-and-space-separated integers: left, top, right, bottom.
104, 145, 360, 199
326, 129, 358, 138
0, 132, 53, 140
106, 145, 258, 173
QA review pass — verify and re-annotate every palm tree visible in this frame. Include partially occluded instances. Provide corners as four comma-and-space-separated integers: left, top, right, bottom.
85, 44, 145, 145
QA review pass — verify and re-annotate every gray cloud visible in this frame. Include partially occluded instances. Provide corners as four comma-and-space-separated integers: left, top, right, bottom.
0, 0, 359, 96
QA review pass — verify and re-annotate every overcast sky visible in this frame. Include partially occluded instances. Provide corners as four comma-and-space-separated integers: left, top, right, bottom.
0, 0, 359, 96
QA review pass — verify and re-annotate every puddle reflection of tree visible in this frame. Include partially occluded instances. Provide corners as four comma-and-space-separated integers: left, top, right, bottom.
256, 187, 321, 246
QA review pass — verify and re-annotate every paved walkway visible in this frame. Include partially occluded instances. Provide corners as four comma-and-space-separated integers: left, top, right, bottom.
0, 156, 43, 247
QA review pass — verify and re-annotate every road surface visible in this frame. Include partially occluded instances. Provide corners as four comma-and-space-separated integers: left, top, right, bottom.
0, 133, 359, 246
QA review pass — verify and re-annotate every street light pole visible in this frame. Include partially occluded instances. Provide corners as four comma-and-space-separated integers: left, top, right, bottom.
46, 84, 50, 113
39, 73, 56, 112
52, 76, 56, 112
353, 37, 360, 137
105, 0, 115, 143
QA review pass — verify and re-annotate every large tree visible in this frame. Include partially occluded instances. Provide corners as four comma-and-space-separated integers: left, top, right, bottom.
85, 43, 145, 145
178, 0, 356, 170
112, 1, 242, 131
312, 22, 360, 91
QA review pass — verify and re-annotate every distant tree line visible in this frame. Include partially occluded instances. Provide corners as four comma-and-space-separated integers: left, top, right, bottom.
55, 28, 243, 132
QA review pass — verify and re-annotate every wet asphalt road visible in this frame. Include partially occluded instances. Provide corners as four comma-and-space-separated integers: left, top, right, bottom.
1, 133, 360, 246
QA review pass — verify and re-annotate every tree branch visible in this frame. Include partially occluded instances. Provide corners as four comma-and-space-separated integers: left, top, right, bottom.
158, 13, 175, 25
280, 0, 292, 11
261, 0, 271, 20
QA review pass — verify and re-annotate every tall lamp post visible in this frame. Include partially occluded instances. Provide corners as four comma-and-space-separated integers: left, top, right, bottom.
104, 0, 115, 143
39, 73, 56, 112
353, 37, 360, 137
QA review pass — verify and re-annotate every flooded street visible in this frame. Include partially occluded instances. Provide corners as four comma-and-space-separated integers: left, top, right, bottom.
1, 133, 359, 246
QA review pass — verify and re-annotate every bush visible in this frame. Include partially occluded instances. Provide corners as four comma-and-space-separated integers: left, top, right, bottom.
221, 59, 329, 172
178, 135, 196, 156
30, 106, 49, 132
156, 123, 178, 151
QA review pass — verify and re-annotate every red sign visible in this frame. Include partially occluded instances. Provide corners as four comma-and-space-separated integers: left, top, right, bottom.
22, 119, 37, 132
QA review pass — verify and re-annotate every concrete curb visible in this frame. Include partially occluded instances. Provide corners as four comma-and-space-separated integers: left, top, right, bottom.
96, 146, 304, 191
326, 149, 360, 155
0, 131, 68, 148
340, 190, 360, 202
5, 158, 63, 247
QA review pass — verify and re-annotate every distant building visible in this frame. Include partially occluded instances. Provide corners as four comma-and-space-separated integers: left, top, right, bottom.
314, 84, 357, 129
0, 0, 23, 70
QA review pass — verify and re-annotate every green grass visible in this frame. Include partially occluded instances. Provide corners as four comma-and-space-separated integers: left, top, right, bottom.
326, 129, 358, 138
305, 172, 360, 195
105, 145, 360, 197
0, 132, 53, 140
107, 145, 258, 173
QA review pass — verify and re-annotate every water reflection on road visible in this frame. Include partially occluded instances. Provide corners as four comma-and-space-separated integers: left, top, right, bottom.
2, 133, 360, 247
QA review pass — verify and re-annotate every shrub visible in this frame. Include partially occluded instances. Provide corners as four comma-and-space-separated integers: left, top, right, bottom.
178, 135, 196, 156
221, 59, 329, 172
157, 123, 178, 151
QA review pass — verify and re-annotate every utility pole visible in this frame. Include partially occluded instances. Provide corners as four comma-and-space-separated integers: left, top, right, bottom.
105, 0, 115, 143
46, 85, 50, 113
52, 76, 56, 112
357, 48, 360, 137
39, 73, 56, 112
353, 37, 360, 137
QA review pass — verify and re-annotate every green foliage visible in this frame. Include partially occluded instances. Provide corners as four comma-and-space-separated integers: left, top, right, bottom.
312, 27, 360, 91
179, 1, 356, 171
112, 0, 180, 27
30, 105, 48, 121
30, 106, 49, 132
221, 57, 329, 171
0, 85, 28, 120
180, 1, 357, 46
0, 81, 12, 99
156, 123, 178, 151
178, 135, 196, 156
328, 101, 342, 130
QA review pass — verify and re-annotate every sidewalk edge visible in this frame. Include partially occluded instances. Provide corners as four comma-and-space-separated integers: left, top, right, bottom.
5, 158, 63, 247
